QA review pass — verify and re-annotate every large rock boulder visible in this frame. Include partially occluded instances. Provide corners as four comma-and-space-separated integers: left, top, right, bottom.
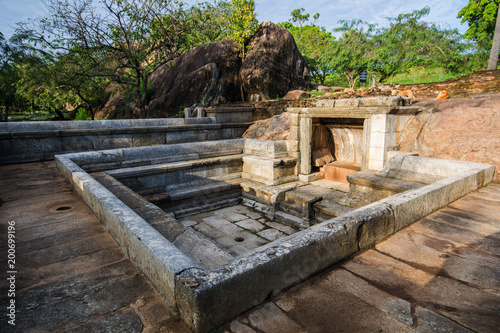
242, 112, 290, 141
98, 21, 312, 118
147, 39, 242, 117
241, 21, 310, 101
399, 96, 500, 181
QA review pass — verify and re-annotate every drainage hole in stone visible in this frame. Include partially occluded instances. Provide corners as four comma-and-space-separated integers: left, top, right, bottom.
56, 206, 72, 211
234, 237, 244, 242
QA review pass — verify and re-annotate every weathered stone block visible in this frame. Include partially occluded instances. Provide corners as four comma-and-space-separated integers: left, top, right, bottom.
335, 98, 360, 108
132, 133, 165, 147
93, 134, 133, 150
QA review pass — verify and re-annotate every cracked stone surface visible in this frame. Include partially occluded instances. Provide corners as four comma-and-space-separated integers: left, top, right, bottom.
179, 204, 300, 258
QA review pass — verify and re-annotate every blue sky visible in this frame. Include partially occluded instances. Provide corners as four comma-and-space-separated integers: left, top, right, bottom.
0, 0, 470, 38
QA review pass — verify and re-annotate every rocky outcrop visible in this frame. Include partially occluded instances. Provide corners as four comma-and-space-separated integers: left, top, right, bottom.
242, 112, 290, 141
96, 84, 139, 119
398, 95, 500, 181
99, 22, 311, 118
147, 39, 242, 117
241, 21, 310, 101
283, 90, 311, 100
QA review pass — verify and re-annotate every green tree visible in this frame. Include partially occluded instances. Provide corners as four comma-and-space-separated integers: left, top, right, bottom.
0, 33, 20, 121
183, 1, 231, 49
224, 0, 259, 101
226, 0, 259, 57
0, 32, 46, 121
19, 0, 193, 113
458, 0, 499, 68
458, 0, 499, 46
280, 10, 335, 85
330, 20, 375, 89
372, 7, 466, 82
371, 8, 430, 82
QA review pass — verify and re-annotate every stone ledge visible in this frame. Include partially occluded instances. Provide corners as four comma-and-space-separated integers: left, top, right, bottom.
55, 146, 495, 333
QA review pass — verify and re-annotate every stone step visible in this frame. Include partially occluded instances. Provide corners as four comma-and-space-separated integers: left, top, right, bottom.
158, 178, 245, 218
172, 197, 242, 219
140, 173, 243, 205
168, 178, 243, 201
279, 190, 323, 219
313, 200, 355, 222
323, 161, 361, 183
279, 184, 344, 219
274, 210, 310, 230
347, 170, 425, 203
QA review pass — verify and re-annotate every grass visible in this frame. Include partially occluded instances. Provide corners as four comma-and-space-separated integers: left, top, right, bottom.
387, 66, 466, 85
313, 66, 468, 88
309, 91, 326, 97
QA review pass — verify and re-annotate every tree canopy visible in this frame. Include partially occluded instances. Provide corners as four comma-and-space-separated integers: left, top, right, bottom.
18, 0, 194, 114
1, 2, 497, 119
279, 10, 335, 85
458, 0, 499, 46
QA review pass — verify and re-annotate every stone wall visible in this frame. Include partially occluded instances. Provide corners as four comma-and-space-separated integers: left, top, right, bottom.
0, 118, 250, 164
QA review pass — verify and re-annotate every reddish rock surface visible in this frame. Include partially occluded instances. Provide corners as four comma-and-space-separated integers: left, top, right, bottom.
242, 112, 290, 141
399, 94, 500, 181
283, 90, 311, 100
396, 70, 500, 99
241, 21, 310, 101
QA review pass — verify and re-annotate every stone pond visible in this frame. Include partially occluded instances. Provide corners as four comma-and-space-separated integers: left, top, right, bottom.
0, 96, 495, 332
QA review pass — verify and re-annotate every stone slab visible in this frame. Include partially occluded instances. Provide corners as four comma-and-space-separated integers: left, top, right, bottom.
274, 269, 413, 332
343, 250, 500, 332
257, 229, 286, 242
173, 229, 234, 271
236, 219, 266, 232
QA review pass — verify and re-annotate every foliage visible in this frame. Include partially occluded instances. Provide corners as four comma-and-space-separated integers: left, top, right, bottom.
329, 20, 375, 89
280, 10, 335, 85
182, 1, 231, 49
0, 31, 54, 120
372, 7, 466, 82
289, 8, 319, 27
458, 0, 499, 50
14, 49, 108, 120
225, 0, 259, 56
74, 108, 92, 120
18, 0, 194, 113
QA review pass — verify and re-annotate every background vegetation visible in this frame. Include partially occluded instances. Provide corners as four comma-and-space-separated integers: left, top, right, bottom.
0, 0, 498, 121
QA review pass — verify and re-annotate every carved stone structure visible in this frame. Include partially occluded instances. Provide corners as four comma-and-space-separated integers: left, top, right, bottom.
288, 96, 419, 181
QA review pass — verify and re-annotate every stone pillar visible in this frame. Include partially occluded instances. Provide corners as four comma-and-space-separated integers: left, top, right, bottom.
300, 116, 313, 175
289, 112, 300, 160
361, 118, 371, 171
368, 114, 388, 170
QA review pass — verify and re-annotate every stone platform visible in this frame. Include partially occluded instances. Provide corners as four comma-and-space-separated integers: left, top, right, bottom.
0, 162, 499, 332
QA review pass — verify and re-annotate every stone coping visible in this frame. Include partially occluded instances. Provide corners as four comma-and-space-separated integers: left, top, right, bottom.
288, 106, 420, 118
0, 117, 216, 132
205, 106, 255, 113
287, 95, 420, 119
0, 122, 252, 140
54, 143, 495, 333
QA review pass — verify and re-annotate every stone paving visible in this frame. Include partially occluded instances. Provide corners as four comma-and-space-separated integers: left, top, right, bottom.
179, 204, 298, 258
1, 161, 499, 332
0, 162, 189, 333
